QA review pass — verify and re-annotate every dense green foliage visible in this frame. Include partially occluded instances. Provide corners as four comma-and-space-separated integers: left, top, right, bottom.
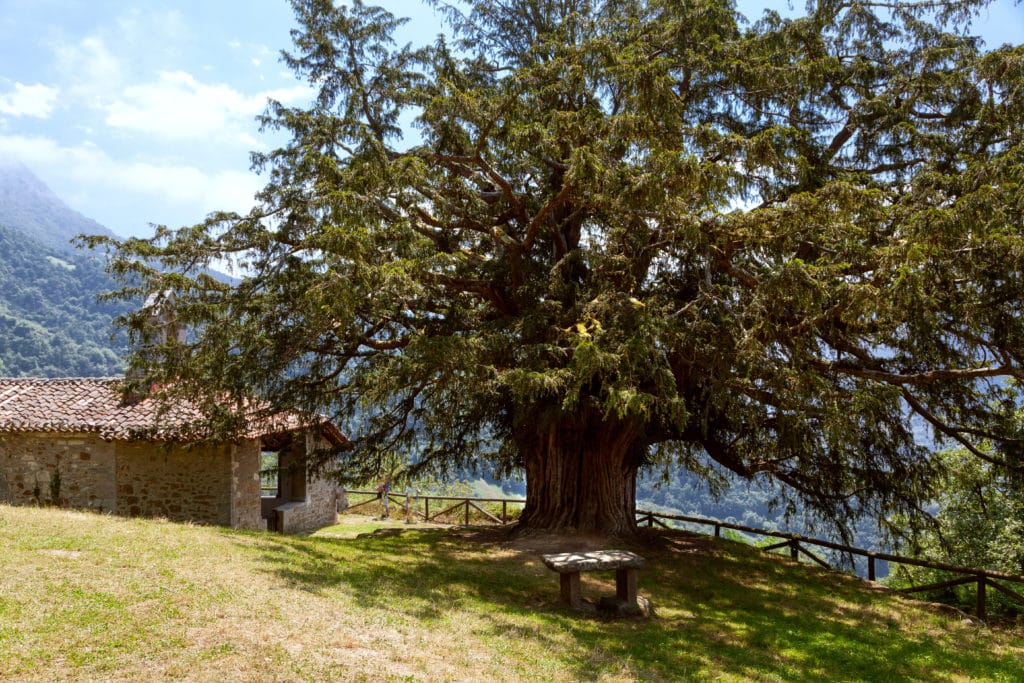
0, 223, 127, 377
891, 444, 1024, 616
89, 0, 1024, 535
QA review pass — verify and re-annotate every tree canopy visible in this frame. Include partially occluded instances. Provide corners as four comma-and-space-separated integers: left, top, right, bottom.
87, 0, 1024, 536
892, 439, 1024, 616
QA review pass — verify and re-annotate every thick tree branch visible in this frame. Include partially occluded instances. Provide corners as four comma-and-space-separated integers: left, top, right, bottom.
811, 361, 1016, 386
901, 388, 1023, 471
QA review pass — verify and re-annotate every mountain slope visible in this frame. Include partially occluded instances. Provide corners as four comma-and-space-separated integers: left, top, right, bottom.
0, 164, 129, 377
0, 222, 128, 376
0, 161, 117, 254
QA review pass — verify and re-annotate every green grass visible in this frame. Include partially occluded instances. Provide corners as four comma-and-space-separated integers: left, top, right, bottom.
0, 505, 1021, 682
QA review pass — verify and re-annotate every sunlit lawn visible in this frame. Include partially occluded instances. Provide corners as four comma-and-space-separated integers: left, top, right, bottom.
1, 504, 1021, 681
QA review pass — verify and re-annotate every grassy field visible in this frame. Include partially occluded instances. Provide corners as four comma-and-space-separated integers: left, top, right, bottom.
1, 505, 1022, 682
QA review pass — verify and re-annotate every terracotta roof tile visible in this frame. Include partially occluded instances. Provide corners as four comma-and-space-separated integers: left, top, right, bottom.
0, 377, 345, 444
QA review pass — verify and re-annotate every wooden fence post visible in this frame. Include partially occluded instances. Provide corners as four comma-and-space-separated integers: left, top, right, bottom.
464, 500, 470, 526
632, 507, 1024, 611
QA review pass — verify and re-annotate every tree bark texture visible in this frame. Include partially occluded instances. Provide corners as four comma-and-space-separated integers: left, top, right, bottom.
516, 411, 643, 536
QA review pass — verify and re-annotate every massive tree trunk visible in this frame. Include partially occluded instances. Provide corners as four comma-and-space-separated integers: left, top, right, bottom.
516, 410, 644, 536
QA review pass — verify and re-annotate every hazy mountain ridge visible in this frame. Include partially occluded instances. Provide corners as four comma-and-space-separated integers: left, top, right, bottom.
0, 161, 118, 254
0, 164, 129, 377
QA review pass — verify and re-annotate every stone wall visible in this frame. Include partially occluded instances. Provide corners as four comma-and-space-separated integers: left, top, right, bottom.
0, 433, 117, 511
274, 433, 338, 534
230, 440, 263, 530
114, 440, 233, 525
276, 475, 338, 534
0, 430, 332, 533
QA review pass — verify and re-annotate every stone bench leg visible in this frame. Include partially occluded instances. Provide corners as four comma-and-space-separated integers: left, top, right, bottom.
615, 567, 638, 605
560, 571, 582, 607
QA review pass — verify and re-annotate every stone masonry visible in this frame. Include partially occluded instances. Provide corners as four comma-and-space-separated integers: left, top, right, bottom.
0, 377, 346, 533
267, 433, 338, 534
0, 433, 117, 511
115, 440, 234, 526
0, 432, 269, 530
230, 439, 263, 530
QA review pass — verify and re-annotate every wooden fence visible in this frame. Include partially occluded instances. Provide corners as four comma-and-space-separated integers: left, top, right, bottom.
342, 489, 526, 526
636, 509, 1024, 622
337, 491, 1024, 621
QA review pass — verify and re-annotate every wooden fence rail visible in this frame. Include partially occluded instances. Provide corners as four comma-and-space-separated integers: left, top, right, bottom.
636, 509, 1024, 622
343, 490, 526, 526
337, 492, 1023, 621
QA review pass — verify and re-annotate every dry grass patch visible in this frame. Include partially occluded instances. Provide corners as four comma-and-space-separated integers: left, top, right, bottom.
1, 504, 1022, 682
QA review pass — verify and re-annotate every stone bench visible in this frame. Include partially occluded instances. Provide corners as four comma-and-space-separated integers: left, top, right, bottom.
541, 550, 648, 615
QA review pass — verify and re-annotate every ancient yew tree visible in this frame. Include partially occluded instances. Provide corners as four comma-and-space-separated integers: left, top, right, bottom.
90, 0, 1024, 535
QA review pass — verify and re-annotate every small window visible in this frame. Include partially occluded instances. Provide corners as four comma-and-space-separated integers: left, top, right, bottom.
260, 451, 280, 498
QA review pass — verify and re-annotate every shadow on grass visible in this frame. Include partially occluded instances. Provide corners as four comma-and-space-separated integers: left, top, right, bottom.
228, 527, 1024, 682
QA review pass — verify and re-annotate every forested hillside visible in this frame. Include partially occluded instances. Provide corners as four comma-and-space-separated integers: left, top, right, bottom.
635, 467, 891, 575
0, 223, 128, 376
0, 164, 129, 377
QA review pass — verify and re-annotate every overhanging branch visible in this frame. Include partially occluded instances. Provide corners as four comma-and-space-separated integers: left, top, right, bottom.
901, 388, 1022, 470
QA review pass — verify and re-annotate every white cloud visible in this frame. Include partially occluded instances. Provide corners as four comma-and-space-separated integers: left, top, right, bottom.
0, 134, 263, 225
112, 162, 260, 212
54, 37, 123, 103
115, 8, 189, 49
237, 132, 260, 147
262, 85, 311, 104
0, 83, 60, 118
104, 70, 310, 141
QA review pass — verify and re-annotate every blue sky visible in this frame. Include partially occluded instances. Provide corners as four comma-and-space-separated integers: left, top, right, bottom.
1, 0, 1022, 238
